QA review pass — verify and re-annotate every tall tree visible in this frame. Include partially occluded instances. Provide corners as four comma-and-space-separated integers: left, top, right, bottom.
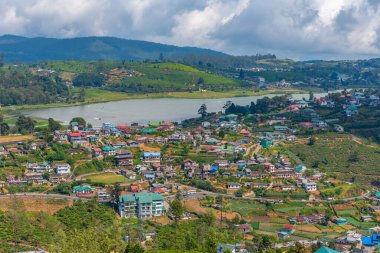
48, 118, 62, 131
198, 104, 208, 118
70, 117, 86, 127
170, 199, 184, 222
15, 115, 35, 133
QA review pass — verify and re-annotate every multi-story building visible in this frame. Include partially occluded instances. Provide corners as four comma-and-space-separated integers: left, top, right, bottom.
142, 152, 161, 163
119, 193, 164, 219
115, 150, 133, 166
302, 179, 317, 191
55, 164, 71, 175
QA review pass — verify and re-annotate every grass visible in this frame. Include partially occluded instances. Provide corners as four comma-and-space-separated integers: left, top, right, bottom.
82, 172, 129, 184
3, 87, 306, 111
287, 134, 380, 176
0, 135, 34, 144
229, 200, 267, 216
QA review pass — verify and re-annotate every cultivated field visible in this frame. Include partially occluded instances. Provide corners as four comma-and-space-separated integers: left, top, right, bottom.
0, 196, 73, 214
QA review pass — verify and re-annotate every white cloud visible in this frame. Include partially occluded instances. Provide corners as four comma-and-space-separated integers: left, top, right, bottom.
0, 0, 379, 59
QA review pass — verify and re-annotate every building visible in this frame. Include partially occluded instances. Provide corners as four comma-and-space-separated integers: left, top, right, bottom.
142, 152, 161, 163
115, 150, 133, 166
302, 179, 317, 191
314, 246, 340, 253
260, 138, 273, 148
55, 164, 71, 175
118, 193, 164, 219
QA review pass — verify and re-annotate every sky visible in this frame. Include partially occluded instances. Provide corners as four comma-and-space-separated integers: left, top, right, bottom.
1, 0, 380, 60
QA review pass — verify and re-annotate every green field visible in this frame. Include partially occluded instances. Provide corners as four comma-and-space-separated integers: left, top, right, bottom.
229, 200, 267, 216
287, 134, 380, 176
82, 172, 129, 184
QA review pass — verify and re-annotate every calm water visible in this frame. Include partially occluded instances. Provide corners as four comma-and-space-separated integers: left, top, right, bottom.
23, 92, 327, 126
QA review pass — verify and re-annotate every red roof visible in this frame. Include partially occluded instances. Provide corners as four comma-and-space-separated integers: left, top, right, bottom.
117, 125, 129, 131
152, 187, 164, 193
300, 122, 313, 127
283, 224, 295, 230
183, 158, 194, 163
69, 132, 82, 137
240, 129, 250, 134
160, 122, 173, 126
130, 186, 139, 192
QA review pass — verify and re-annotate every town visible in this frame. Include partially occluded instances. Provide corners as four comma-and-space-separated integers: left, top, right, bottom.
1, 88, 380, 253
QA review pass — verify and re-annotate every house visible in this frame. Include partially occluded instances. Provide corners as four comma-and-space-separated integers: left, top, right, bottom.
118, 192, 164, 219
280, 224, 295, 234
226, 182, 241, 189
260, 138, 273, 148
127, 141, 140, 147
302, 179, 317, 191
73, 185, 95, 197
238, 224, 252, 233
205, 137, 220, 145
25, 174, 47, 184
27, 162, 52, 174
115, 150, 133, 166
92, 147, 102, 158
214, 160, 229, 168
334, 124, 344, 132
120, 170, 136, 180
142, 152, 161, 163
55, 164, 71, 175
333, 218, 348, 225
263, 162, 276, 173
102, 146, 116, 156
274, 125, 288, 131
68, 132, 85, 144
314, 246, 340, 253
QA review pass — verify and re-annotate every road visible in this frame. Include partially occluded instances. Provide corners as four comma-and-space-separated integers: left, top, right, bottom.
167, 184, 372, 203
0, 193, 89, 201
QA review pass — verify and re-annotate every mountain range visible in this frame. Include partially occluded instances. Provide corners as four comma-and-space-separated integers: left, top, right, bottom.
0, 35, 226, 62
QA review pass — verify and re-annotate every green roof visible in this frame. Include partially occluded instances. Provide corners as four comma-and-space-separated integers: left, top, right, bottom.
314, 246, 340, 253
102, 146, 115, 151
140, 128, 158, 133
148, 121, 160, 127
119, 193, 164, 203
73, 186, 93, 192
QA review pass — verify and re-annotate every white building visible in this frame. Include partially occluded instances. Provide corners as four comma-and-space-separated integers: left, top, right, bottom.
55, 164, 71, 175
302, 179, 317, 191
119, 193, 164, 219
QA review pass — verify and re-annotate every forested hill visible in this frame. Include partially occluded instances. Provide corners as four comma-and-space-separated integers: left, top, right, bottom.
0, 35, 226, 62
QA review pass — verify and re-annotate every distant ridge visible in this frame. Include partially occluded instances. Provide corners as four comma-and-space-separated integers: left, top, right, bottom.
0, 35, 227, 62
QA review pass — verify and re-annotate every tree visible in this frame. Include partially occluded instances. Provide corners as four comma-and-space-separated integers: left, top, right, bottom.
239, 69, 245, 79
0, 122, 10, 136
48, 118, 62, 131
197, 77, 204, 85
125, 243, 145, 253
15, 115, 35, 133
309, 91, 314, 101
70, 117, 86, 127
308, 136, 316, 146
0, 53, 4, 67
111, 183, 122, 208
170, 199, 184, 222
198, 104, 208, 118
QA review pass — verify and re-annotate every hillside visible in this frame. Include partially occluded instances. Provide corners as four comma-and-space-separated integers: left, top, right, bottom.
0, 35, 226, 62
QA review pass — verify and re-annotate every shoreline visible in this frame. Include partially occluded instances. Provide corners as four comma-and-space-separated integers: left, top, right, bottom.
3, 88, 311, 112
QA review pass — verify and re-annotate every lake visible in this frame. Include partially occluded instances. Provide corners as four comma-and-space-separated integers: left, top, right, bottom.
23, 92, 327, 126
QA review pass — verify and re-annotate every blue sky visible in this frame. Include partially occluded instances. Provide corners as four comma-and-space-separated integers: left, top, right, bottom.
1, 0, 380, 60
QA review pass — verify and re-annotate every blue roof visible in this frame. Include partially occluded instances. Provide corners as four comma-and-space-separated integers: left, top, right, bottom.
362, 236, 374, 246
211, 165, 219, 171
143, 152, 161, 157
